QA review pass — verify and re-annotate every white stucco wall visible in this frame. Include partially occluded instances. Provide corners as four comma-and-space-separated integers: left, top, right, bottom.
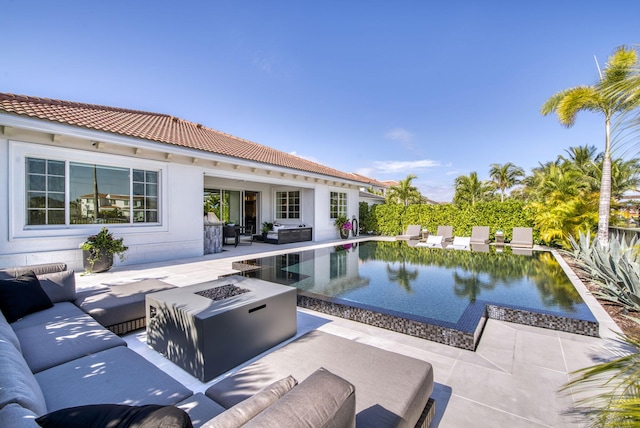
0, 139, 205, 270
0, 116, 365, 270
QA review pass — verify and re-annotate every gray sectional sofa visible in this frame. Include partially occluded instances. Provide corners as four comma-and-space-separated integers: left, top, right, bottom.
0, 263, 435, 427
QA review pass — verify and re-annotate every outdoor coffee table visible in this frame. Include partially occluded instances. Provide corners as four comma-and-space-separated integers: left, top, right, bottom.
146, 275, 297, 382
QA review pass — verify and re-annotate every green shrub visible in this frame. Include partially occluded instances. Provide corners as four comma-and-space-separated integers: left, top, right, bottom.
367, 201, 536, 242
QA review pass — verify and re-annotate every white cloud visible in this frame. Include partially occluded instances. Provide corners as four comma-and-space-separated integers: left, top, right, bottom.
355, 167, 375, 177
372, 159, 441, 174
384, 128, 414, 143
253, 52, 276, 73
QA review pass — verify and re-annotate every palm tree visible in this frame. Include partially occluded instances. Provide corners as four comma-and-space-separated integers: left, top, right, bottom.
453, 171, 492, 205
489, 162, 525, 202
541, 46, 640, 245
386, 174, 422, 206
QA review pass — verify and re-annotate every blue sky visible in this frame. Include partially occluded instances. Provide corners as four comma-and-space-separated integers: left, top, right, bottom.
2, 1, 639, 201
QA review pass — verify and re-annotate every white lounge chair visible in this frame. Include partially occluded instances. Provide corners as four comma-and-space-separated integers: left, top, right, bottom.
510, 227, 533, 248
470, 226, 490, 244
436, 226, 453, 243
416, 235, 444, 248
448, 236, 471, 250
397, 225, 422, 241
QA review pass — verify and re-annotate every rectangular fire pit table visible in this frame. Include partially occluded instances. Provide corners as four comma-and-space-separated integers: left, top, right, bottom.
146, 275, 297, 382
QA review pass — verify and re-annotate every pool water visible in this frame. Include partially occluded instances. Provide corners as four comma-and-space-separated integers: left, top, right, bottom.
235, 241, 598, 349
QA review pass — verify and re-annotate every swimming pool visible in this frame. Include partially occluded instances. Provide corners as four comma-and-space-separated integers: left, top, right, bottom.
233, 241, 598, 350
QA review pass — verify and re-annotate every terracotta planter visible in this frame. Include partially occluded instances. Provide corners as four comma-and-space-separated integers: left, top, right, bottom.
82, 250, 113, 273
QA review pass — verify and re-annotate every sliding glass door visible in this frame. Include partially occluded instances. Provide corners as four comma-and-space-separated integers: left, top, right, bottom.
204, 189, 258, 232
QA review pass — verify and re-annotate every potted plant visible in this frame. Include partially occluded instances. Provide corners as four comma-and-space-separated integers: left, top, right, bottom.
261, 221, 274, 240
334, 215, 352, 239
80, 227, 128, 273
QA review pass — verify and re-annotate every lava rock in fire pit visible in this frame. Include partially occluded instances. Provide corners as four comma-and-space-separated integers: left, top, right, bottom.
195, 284, 250, 301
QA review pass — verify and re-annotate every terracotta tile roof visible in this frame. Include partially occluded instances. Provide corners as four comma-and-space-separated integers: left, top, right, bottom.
0, 93, 366, 183
349, 173, 390, 188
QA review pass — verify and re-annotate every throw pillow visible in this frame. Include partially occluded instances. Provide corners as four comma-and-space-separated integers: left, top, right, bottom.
0, 272, 53, 323
36, 404, 193, 428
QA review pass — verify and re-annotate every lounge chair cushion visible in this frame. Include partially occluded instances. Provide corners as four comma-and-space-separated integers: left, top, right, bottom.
397, 225, 421, 240
0, 272, 53, 323
470, 226, 490, 244
203, 376, 297, 427
244, 368, 356, 428
436, 226, 453, 240
450, 236, 471, 249
416, 235, 443, 247
511, 227, 534, 248
206, 330, 433, 428
35, 404, 193, 428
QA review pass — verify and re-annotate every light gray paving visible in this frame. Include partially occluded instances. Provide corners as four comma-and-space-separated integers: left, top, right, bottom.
76, 238, 628, 427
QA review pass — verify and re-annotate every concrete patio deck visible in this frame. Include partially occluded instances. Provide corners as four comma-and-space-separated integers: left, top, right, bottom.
76, 238, 627, 427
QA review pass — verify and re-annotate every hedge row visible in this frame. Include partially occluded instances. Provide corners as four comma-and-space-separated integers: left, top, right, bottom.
364, 200, 537, 243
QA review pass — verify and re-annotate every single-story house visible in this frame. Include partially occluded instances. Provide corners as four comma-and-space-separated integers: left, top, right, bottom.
0, 93, 372, 270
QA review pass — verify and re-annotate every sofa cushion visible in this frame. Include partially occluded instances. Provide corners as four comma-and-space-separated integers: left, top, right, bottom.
35, 346, 193, 412
176, 393, 225, 428
0, 272, 53, 323
244, 368, 355, 428
13, 303, 126, 373
203, 376, 297, 427
0, 263, 67, 279
0, 336, 47, 416
36, 270, 76, 304
75, 279, 176, 328
0, 308, 22, 351
0, 403, 39, 428
35, 404, 193, 428
10, 302, 85, 331
206, 330, 434, 428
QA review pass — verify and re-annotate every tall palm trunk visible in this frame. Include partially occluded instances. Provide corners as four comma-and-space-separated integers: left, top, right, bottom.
597, 117, 612, 245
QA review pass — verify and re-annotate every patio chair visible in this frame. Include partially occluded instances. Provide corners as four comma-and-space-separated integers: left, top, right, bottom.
416, 235, 444, 248
471, 243, 490, 252
510, 227, 533, 248
236, 225, 254, 246
448, 236, 471, 250
223, 225, 237, 245
436, 226, 453, 243
470, 226, 490, 244
396, 224, 422, 241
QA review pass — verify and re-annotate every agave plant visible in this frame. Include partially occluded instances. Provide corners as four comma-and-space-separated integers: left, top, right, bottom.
566, 231, 640, 311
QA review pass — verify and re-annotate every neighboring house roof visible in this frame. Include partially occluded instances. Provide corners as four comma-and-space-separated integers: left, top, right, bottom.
0, 93, 368, 184
359, 190, 386, 203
